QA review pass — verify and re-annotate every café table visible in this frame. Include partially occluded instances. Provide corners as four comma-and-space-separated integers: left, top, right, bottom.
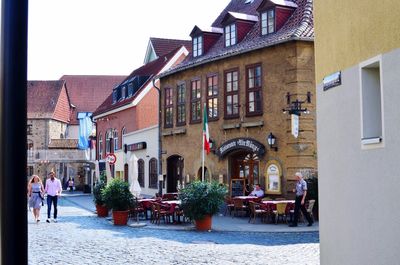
138, 198, 157, 219
261, 200, 295, 222
160, 200, 182, 223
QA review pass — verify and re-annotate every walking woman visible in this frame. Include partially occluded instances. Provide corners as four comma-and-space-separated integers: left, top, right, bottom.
27, 175, 45, 223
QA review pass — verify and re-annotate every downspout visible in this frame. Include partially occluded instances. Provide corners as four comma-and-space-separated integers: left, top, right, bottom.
152, 78, 163, 196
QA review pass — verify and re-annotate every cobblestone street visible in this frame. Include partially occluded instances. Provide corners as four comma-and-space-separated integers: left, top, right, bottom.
28, 197, 319, 265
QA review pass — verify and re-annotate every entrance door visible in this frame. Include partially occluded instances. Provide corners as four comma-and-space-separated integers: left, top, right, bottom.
230, 152, 260, 190
166, 155, 184, 193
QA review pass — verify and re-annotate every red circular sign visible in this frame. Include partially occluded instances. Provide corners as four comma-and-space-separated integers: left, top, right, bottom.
106, 153, 117, 165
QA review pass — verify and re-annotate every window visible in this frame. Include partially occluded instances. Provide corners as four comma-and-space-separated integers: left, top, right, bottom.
225, 24, 236, 47
27, 124, 32, 135
27, 140, 34, 158
98, 134, 103, 159
207, 75, 219, 120
190, 79, 201, 123
138, 159, 144, 187
149, 158, 158, 189
112, 89, 117, 104
360, 56, 383, 145
225, 69, 239, 118
176, 83, 186, 125
164, 87, 173, 128
113, 130, 119, 150
193, 35, 203, 57
246, 64, 263, 115
261, 9, 275, 35
121, 86, 126, 99
127, 83, 134, 97
105, 129, 112, 153
121, 127, 126, 147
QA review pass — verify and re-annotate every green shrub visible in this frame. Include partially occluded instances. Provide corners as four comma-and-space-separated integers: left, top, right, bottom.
102, 178, 134, 211
179, 181, 227, 220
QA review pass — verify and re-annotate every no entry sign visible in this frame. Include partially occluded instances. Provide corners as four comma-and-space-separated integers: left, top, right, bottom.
106, 153, 117, 165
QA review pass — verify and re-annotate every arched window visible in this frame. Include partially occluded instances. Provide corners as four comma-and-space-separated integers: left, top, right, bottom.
149, 158, 158, 188
197, 167, 210, 181
113, 130, 119, 150
137, 159, 144, 187
105, 129, 112, 153
27, 140, 34, 158
121, 127, 126, 147
98, 133, 103, 159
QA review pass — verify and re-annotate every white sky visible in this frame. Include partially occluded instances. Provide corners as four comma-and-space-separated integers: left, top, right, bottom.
28, 0, 230, 80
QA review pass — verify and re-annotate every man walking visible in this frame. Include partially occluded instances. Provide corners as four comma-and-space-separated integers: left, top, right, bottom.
289, 172, 313, 227
45, 171, 62, 223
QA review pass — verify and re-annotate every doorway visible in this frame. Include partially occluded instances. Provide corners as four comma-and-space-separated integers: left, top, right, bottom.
166, 155, 184, 193
230, 152, 260, 190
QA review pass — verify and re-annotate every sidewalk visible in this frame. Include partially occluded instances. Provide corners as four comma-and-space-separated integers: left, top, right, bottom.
62, 192, 319, 233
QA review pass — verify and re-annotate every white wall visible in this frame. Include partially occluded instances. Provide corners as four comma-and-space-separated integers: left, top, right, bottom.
121, 125, 160, 197
317, 48, 400, 265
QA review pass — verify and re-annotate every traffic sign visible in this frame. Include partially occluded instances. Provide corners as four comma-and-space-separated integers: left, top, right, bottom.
106, 153, 117, 165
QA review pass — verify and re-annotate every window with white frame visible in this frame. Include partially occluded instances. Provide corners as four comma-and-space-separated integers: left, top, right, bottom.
98, 134, 103, 159
360, 57, 383, 145
113, 130, 119, 150
193, 35, 203, 57
261, 9, 275, 35
225, 23, 236, 47
106, 130, 112, 153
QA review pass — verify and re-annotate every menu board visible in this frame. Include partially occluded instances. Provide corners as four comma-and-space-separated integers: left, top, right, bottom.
230, 179, 245, 197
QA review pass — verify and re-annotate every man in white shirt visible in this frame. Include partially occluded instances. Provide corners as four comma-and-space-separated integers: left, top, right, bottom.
249, 184, 264, 198
45, 171, 62, 223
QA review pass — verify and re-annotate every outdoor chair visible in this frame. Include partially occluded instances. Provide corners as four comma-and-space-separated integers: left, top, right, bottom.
273, 202, 288, 224
248, 201, 267, 224
224, 197, 234, 216
233, 199, 248, 217
154, 203, 173, 225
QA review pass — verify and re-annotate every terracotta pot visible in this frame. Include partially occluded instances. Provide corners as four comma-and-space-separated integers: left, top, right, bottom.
112, 210, 129, 225
96, 204, 108, 217
195, 214, 212, 231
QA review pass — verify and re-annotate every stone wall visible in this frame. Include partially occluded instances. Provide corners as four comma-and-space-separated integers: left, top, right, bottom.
160, 41, 316, 197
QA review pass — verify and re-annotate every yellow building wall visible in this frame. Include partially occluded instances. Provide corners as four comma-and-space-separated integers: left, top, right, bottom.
314, 0, 400, 82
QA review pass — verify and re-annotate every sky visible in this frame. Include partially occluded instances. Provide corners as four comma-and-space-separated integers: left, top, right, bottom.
28, 0, 230, 80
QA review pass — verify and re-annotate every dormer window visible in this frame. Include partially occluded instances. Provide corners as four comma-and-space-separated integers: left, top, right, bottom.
193, 35, 203, 57
127, 82, 133, 97
261, 9, 275, 35
225, 23, 236, 47
112, 89, 117, 104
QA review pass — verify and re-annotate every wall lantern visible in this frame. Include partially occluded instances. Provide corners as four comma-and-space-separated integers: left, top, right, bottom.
267, 133, 278, 151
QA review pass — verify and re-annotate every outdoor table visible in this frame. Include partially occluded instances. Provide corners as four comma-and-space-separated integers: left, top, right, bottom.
233, 196, 260, 204
261, 200, 295, 221
161, 200, 182, 223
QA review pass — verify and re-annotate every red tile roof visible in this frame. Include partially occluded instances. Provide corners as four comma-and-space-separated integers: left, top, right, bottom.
60, 75, 126, 124
160, 0, 314, 78
150, 37, 192, 57
27, 80, 69, 122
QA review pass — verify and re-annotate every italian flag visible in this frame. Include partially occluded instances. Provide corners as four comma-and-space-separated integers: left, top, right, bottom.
203, 104, 210, 154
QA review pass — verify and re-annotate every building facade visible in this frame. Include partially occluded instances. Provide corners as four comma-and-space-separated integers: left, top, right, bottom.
160, 0, 316, 196
93, 38, 190, 196
314, 1, 400, 264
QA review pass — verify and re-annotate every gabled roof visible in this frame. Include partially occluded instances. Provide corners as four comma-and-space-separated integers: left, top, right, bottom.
27, 80, 70, 123
222, 11, 259, 24
60, 75, 126, 125
144, 37, 192, 64
190, 25, 224, 37
160, 0, 313, 78
94, 46, 188, 117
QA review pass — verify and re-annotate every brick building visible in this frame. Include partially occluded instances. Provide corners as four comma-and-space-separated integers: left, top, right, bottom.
159, 0, 316, 197
93, 38, 190, 196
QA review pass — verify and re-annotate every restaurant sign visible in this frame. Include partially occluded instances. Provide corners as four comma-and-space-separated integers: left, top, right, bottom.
216, 138, 265, 158
125, 141, 147, 152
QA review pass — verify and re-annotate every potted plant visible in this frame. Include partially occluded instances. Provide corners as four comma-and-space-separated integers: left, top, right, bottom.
93, 173, 108, 217
179, 181, 227, 231
102, 178, 135, 225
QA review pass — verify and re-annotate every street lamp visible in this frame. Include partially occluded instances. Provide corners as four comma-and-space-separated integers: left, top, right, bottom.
267, 133, 278, 151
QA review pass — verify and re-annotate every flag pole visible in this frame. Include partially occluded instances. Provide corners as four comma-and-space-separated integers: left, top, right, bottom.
202, 103, 205, 182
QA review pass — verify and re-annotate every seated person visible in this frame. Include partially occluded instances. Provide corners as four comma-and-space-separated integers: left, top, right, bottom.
249, 184, 264, 198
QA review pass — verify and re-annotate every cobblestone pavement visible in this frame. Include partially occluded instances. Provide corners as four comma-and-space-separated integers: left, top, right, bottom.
28, 197, 319, 265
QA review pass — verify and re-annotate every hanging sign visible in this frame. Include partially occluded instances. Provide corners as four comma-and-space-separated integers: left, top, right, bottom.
291, 114, 299, 138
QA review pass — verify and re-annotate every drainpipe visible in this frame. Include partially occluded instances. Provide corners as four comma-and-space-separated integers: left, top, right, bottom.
152, 78, 163, 196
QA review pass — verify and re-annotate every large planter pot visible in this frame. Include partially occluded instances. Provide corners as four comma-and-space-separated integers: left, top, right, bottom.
195, 215, 212, 231
96, 204, 108, 217
112, 210, 129, 225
